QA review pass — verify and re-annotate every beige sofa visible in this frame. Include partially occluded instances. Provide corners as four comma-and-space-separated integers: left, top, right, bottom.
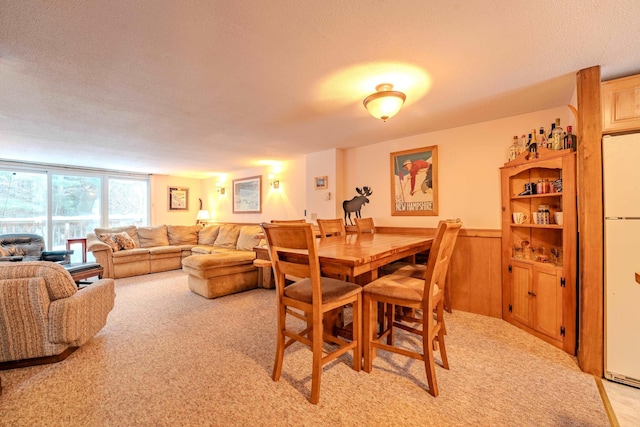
0, 261, 115, 367
86, 224, 265, 285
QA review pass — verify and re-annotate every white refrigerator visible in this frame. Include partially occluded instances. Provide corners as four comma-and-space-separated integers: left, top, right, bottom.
604, 133, 640, 388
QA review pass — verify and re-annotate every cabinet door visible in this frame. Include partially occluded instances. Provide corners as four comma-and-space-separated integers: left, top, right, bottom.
602, 75, 640, 133
533, 265, 563, 341
510, 262, 532, 326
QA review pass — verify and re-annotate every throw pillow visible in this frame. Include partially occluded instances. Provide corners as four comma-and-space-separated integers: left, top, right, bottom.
113, 232, 138, 250
213, 224, 241, 249
94, 225, 139, 246
236, 225, 265, 251
198, 225, 220, 245
98, 233, 120, 252
137, 225, 169, 248
0, 246, 8, 256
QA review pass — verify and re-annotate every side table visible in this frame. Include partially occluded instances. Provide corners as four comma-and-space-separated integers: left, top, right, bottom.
66, 238, 87, 263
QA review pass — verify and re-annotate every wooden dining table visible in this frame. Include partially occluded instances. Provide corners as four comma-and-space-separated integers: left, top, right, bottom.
313, 232, 433, 284
254, 231, 434, 339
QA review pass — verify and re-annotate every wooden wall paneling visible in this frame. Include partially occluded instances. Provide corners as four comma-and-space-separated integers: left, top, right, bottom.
377, 226, 502, 319
577, 66, 604, 375
468, 237, 493, 316
450, 236, 471, 312
489, 237, 503, 318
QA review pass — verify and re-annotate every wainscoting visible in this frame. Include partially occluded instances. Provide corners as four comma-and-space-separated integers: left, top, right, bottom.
377, 227, 503, 319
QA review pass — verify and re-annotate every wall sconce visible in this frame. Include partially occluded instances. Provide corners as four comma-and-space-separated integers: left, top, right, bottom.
216, 182, 226, 195
196, 198, 211, 225
268, 174, 280, 189
363, 83, 406, 122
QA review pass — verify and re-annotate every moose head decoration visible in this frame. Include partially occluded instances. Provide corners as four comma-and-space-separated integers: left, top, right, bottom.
343, 186, 372, 225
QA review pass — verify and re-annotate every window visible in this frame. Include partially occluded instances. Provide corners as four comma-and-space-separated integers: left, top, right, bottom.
0, 163, 149, 253
0, 169, 47, 235
108, 178, 148, 228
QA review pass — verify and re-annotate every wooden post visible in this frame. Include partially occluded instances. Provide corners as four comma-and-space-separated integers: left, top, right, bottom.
576, 66, 604, 376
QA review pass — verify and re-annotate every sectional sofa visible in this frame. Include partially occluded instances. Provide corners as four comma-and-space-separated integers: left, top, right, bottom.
86, 225, 266, 296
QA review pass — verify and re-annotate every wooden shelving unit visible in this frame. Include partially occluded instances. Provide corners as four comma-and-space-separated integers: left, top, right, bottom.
500, 148, 577, 354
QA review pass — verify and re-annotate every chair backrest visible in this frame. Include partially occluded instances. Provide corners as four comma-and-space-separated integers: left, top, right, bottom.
261, 223, 322, 303
355, 217, 376, 234
0, 261, 77, 300
0, 234, 44, 258
316, 218, 346, 239
422, 219, 462, 311
271, 219, 306, 223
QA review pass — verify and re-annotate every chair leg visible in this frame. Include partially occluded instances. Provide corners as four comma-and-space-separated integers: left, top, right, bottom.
309, 313, 324, 404
352, 294, 362, 372
423, 329, 439, 397
363, 293, 374, 372
386, 303, 394, 345
438, 329, 449, 370
272, 303, 287, 381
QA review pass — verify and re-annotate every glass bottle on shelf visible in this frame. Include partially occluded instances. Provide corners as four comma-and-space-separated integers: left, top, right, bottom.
508, 135, 520, 161
528, 131, 537, 156
565, 125, 577, 151
538, 127, 547, 149
551, 118, 564, 150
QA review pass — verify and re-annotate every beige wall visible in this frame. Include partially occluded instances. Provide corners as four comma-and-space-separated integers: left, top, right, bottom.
150, 107, 576, 227
343, 106, 575, 229
201, 155, 307, 224
150, 174, 204, 226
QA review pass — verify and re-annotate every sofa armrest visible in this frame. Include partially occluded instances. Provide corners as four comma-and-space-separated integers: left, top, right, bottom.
0, 278, 51, 361
48, 278, 115, 345
87, 233, 111, 253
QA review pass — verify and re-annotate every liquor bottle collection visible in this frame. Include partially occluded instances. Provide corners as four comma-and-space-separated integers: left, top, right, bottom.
507, 118, 576, 162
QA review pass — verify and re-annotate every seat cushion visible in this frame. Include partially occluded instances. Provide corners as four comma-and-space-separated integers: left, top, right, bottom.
363, 274, 438, 303
380, 262, 426, 279
284, 277, 361, 304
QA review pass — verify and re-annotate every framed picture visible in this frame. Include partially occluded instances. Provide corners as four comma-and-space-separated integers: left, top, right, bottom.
314, 176, 328, 190
233, 175, 262, 213
390, 145, 438, 216
168, 187, 189, 211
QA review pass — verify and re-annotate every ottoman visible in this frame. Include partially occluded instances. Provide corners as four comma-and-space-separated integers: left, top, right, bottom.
182, 252, 259, 299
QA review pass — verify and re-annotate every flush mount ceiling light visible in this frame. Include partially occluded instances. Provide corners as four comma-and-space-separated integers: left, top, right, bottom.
363, 83, 406, 122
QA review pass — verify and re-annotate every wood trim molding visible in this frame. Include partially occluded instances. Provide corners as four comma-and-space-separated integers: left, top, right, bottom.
376, 226, 501, 238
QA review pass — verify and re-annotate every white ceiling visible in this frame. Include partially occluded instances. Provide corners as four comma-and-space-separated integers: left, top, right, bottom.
1, 1, 640, 178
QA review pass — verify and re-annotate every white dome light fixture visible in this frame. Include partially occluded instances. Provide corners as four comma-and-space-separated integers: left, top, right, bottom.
363, 83, 406, 122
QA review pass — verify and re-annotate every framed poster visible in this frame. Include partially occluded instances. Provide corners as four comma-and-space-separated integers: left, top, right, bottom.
314, 176, 328, 190
233, 175, 262, 213
390, 145, 438, 216
168, 187, 189, 211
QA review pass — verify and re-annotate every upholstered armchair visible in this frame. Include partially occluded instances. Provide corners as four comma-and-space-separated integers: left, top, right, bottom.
0, 234, 73, 263
0, 261, 115, 368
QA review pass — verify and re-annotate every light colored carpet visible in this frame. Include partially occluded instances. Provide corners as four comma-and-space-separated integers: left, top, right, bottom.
0, 270, 609, 426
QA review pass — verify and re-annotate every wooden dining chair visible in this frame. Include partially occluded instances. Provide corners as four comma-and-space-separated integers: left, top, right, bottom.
381, 219, 461, 313
316, 218, 346, 239
362, 219, 462, 397
261, 223, 362, 404
355, 217, 376, 234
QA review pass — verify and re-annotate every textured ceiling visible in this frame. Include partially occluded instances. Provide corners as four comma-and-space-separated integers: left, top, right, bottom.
1, 1, 640, 178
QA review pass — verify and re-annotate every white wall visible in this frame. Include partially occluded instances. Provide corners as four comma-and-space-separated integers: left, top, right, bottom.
305, 149, 344, 222
343, 106, 575, 229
